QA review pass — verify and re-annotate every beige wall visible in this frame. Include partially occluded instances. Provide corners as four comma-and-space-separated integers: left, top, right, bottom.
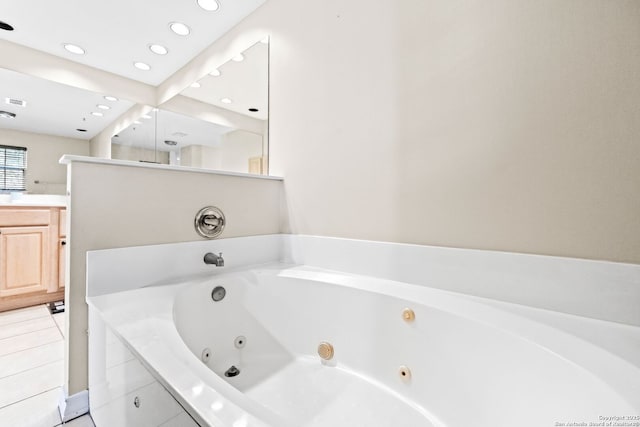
65, 159, 285, 394
213, 0, 640, 264
0, 129, 89, 194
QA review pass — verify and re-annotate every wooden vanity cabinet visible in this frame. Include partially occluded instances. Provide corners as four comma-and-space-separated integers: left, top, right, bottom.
0, 206, 66, 312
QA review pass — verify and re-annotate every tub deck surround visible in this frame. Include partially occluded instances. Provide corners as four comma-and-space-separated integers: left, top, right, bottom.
86, 235, 640, 427
284, 235, 640, 326
85, 235, 286, 298
87, 234, 640, 324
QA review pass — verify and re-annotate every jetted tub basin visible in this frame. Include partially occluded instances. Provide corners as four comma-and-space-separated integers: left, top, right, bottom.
88, 265, 640, 427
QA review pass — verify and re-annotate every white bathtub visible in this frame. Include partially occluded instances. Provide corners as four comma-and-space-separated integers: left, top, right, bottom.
88, 264, 640, 427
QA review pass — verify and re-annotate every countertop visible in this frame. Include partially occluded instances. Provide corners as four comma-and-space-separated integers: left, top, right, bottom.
0, 194, 68, 207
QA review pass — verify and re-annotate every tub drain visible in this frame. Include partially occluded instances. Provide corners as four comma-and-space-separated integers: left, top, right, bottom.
224, 365, 240, 377
211, 286, 226, 302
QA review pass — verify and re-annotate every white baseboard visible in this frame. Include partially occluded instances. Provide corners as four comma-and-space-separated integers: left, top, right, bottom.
58, 389, 89, 422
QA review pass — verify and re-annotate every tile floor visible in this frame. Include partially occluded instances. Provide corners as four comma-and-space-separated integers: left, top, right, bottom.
0, 304, 95, 427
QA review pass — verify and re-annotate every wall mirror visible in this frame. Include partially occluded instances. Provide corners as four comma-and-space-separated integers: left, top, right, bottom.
112, 38, 269, 175
0, 67, 134, 195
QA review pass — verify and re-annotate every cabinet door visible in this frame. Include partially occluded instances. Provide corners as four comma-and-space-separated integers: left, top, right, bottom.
0, 226, 51, 298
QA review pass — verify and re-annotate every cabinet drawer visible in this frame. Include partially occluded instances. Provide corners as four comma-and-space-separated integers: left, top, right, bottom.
0, 209, 51, 227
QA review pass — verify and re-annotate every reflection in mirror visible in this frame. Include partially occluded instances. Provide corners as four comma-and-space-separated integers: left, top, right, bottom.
0, 68, 134, 140
181, 38, 268, 122
111, 38, 268, 175
114, 109, 262, 172
111, 110, 162, 164
0, 67, 134, 195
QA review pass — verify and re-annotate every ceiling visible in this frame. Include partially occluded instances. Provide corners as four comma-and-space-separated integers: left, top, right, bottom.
0, 0, 268, 145
0, 0, 266, 85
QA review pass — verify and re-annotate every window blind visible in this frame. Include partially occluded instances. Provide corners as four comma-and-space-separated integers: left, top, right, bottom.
0, 145, 27, 191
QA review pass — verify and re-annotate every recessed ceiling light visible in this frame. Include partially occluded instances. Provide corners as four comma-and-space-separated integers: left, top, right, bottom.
104, 95, 118, 102
91, 112, 103, 117
96, 104, 110, 110
134, 62, 151, 71
164, 140, 178, 146
169, 22, 190, 36
0, 21, 14, 31
197, 0, 220, 11
248, 108, 259, 112
149, 44, 168, 55
220, 98, 232, 104
63, 44, 85, 55
0, 111, 16, 119
232, 54, 244, 62
76, 128, 87, 132
190, 82, 201, 88
141, 114, 152, 119
133, 121, 142, 125
209, 69, 221, 77
260, 37, 269, 44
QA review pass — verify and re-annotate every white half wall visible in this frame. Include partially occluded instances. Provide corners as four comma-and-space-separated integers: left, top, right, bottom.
62, 156, 286, 395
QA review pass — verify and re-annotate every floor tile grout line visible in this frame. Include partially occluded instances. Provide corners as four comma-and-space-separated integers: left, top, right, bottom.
52, 313, 66, 339
0, 320, 60, 341
54, 413, 96, 427
0, 321, 57, 342
0, 357, 63, 382
0, 313, 52, 327
0, 304, 50, 319
0, 353, 65, 381
0, 324, 61, 342
0, 384, 62, 411
0, 305, 49, 316
0, 309, 46, 318
0, 334, 63, 358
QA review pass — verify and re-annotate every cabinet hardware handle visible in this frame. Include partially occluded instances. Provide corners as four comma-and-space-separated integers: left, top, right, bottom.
133, 396, 140, 408
61, 241, 66, 246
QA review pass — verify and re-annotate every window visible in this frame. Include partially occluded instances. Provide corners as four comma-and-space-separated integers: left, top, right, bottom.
0, 145, 27, 191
